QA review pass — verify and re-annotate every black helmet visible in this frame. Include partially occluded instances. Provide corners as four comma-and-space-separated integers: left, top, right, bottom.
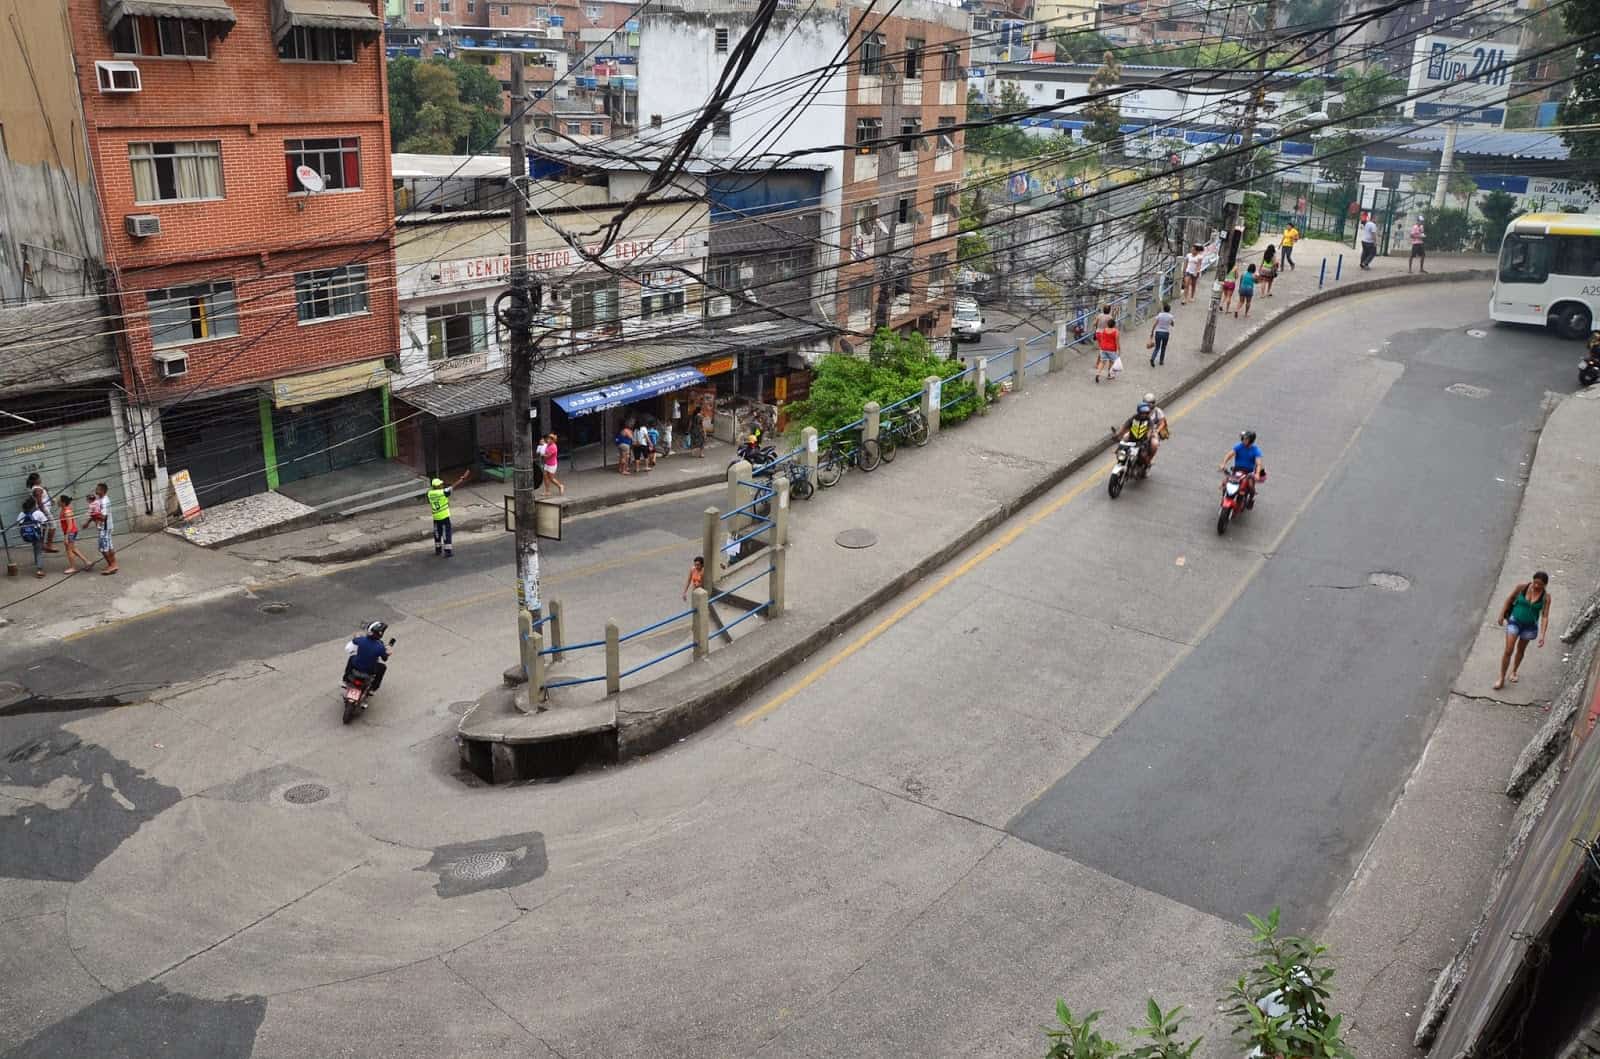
1240, 430, 1257, 445
366, 621, 388, 638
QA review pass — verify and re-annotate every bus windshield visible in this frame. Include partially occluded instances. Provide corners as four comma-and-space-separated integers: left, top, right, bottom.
1499, 234, 1549, 284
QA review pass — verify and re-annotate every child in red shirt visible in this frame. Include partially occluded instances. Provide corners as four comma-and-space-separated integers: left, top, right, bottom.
56, 494, 92, 573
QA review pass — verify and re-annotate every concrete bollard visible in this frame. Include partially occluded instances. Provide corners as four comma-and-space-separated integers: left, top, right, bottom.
922, 375, 942, 438
774, 475, 790, 547
975, 356, 989, 415
1050, 321, 1069, 373
517, 608, 536, 710
547, 598, 565, 660
692, 587, 710, 660
800, 426, 818, 485
863, 401, 881, 447
702, 506, 723, 590
528, 630, 546, 709
726, 459, 753, 544
770, 547, 787, 618
604, 619, 620, 695
1007, 344, 1025, 392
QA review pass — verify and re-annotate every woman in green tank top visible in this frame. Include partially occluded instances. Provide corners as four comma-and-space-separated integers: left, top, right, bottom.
1494, 571, 1551, 690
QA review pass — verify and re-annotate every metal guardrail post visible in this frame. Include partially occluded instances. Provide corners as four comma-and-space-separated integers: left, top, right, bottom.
975, 356, 988, 415
604, 619, 620, 695
863, 400, 880, 447
691, 587, 710, 660
770, 548, 787, 618
529, 630, 546, 705
922, 375, 942, 438
703, 506, 722, 590
1319, 257, 1326, 288
547, 598, 565, 660
1008, 344, 1025, 392
774, 475, 790, 547
726, 459, 752, 543
801, 426, 818, 482
1050, 321, 1068, 373
1336, 254, 1343, 281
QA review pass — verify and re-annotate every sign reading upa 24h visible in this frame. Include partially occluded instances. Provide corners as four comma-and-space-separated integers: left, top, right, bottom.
1405, 34, 1518, 128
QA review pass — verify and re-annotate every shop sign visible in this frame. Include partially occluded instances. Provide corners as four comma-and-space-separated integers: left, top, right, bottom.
170, 469, 202, 520
696, 356, 736, 377
422, 236, 693, 292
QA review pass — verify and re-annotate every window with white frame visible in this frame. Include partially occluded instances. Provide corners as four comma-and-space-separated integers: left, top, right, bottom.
467, 0, 475, 10
927, 251, 948, 283
110, 17, 143, 54
295, 265, 369, 323
941, 47, 959, 80
285, 138, 360, 191
147, 281, 239, 347
585, 5, 600, 19
641, 289, 685, 319
156, 18, 209, 58
439, 0, 450, 10
129, 141, 224, 203
425, 300, 489, 360
854, 116, 882, 148
861, 31, 884, 74
278, 26, 355, 61
848, 283, 872, 314
714, 27, 729, 53
769, 248, 803, 280
712, 111, 731, 138
904, 37, 923, 78
569, 278, 619, 331
413, 0, 423, 9
589, 120, 604, 134
932, 183, 954, 216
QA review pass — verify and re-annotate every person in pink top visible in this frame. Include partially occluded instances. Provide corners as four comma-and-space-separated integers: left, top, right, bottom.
539, 433, 565, 496
1408, 216, 1427, 273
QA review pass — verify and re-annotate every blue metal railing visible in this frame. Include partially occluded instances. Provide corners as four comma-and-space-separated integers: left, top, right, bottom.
617, 608, 693, 644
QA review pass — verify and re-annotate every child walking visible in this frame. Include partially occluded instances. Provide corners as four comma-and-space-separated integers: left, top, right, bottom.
56, 494, 92, 573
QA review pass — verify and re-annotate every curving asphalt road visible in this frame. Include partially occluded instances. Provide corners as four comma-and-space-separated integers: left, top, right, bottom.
0, 284, 1580, 1058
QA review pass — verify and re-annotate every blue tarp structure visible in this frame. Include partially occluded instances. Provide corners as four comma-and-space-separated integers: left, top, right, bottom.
553, 366, 706, 416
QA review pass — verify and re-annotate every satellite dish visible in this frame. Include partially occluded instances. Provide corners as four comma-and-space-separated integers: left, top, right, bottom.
295, 165, 326, 193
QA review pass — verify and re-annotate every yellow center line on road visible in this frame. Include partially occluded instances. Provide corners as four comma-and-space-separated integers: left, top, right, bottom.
734, 302, 1344, 729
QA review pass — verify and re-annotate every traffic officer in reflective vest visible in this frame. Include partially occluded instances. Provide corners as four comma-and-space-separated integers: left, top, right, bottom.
426, 469, 470, 557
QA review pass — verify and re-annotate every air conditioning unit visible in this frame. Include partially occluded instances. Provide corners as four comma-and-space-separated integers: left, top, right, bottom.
707, 295, 732, 318
153, 350, 188, 379
125, 214, 161, 238
96, 61, 141, 94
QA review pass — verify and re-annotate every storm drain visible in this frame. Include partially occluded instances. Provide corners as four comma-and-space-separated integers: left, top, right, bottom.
258, 602, 293, 615
449, 852, 511, 881
1368, 572, 1412, 592
282, 783, 330, 805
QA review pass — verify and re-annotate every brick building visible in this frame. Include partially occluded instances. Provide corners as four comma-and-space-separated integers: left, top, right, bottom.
72, 0, 399, 508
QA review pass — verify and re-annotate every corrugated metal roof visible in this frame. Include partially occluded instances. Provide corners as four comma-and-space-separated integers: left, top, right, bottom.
1387, 127, 1570, 160
391, 153, 515, 179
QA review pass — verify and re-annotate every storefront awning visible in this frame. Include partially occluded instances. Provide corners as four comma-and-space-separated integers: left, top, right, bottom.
267, 359, 387, 409
553, 367, 706, 416
271, 0, 383, 41
103, 0, 237, 31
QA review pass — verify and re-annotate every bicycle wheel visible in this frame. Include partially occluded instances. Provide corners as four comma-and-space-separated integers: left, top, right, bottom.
909, 410, 930, 447
817, 450, 843, 488
879, 430, 898, 463
860, 438, 881, 471
791, 475, 815, 500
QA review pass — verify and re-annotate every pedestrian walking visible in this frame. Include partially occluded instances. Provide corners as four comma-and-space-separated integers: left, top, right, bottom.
687, 403, 706, 458
1494, 572, 1552, 690
1358, 212, 1378, 269
1258, 245, 1278, 297
14, 496, 48, 578
538, 434, 565, 496
25, 473, 58, 553
616, 423, 635, 475
682, 555, 705, 601
630, 419, 652, 473
1149, 302, 1175, 366
1182, 244, 1204, 303
1093, 303, 1115, 334
1280, 223, 1299, 270
1236, 263, 1257, 318
425, 469, 470, 557
55, 494, 92, 573
88, 482, 118, 575
1095, 318, 1121, 382
1221, 265, 1238, 313
1408, 216, 1427, 273
646, 421, 662, 469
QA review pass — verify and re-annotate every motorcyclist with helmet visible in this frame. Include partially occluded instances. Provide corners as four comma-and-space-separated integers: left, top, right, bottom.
1139, 392, 1168, 465
1219, 429, 1266, 505
1116, 402, 1158, 472
343, 621, 393, 696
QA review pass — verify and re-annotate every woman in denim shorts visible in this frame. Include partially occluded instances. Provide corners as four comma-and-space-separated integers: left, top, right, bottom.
1495, 571, 1551, 690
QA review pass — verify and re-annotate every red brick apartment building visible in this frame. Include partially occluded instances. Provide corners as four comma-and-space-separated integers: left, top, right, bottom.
71, 0, 400, 507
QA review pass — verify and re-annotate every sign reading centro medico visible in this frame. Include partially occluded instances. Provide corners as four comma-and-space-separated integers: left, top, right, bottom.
418, 237, 694, 293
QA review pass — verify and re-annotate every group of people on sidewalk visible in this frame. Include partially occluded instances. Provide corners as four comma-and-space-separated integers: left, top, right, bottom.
614, 407, 707, 476
1357, 212, 1428, 272
10, 474, 119, 578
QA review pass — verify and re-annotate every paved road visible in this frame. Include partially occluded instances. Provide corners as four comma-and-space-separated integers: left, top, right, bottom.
1, 286, 1579, 1058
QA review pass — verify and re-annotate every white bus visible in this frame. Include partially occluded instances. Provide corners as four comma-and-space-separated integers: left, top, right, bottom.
1490, 212, 1600, 339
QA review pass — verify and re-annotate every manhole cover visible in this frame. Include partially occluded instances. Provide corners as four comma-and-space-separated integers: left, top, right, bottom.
1368, 572, 1411, 592
1466, 328, 1487, 337
283, 782, 329, 804
258, 601, 292, 615
450, 852, 510, 880
835, 528, 878, 549
1446, 383, 1490, 399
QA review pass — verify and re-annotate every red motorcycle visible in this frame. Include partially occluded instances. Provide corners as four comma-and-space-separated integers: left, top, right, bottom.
1217, 468, 1263, 535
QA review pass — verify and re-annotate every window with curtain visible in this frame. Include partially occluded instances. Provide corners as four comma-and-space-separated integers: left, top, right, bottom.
285, 138, 361, 192
295, 265, 370, 322
570, 278, 619, 331
425, 300, 489, 360
147, 281, 239, 347
129, 141, 224, 203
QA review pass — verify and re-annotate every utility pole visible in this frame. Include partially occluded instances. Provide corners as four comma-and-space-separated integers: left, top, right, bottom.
1432, 121, 1458, 209
1201, 0, 1275, 354
504, 54, 542, 625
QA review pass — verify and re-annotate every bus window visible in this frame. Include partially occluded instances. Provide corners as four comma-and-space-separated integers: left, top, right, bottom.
1499, 234, 1549, 284
1552, 235, 1600, 277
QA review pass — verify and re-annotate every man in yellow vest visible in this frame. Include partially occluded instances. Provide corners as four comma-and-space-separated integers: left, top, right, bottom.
426, 470, 470, 557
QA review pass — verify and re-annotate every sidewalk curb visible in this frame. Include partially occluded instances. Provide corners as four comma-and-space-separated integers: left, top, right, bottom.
610, 267, 1495, 760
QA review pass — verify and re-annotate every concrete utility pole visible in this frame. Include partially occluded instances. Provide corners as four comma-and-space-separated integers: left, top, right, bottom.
1201, 0, 1276, 354
505, 54, 542, 621
1432, 121, 1458, 209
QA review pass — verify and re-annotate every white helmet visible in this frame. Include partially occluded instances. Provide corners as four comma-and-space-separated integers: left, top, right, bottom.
1143, 392, 1155, 404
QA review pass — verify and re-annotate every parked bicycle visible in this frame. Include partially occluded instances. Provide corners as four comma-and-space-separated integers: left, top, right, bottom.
816, 434, 880, 488
876, 408, 930, 463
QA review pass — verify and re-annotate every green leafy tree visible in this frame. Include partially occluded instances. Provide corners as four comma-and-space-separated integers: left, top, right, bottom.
967, 82, 1040, 161
1477, 189, 1523, 249
1055, 29, 1114, 63
1558, 0, 1600, 185
1409, 168, 1478, 207
957, 192, 993, 272
1316, 66, 1405, 233
785, 330, 974, 436
1082, 51, 1124, 152
388, 55, 505, 153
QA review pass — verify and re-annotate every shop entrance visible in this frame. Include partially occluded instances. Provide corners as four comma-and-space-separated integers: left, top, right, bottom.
272, 389, 387, 487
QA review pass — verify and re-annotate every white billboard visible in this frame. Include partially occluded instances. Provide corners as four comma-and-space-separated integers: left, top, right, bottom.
1404, 34, 1518, 127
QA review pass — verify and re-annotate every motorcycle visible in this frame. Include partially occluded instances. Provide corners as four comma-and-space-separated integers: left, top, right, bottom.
1581, 336, 1600, 387
1107, 437, 1150, 498
341, 637, 395, 724
1217, 468, 1261, 534
730, 444, 778, 470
